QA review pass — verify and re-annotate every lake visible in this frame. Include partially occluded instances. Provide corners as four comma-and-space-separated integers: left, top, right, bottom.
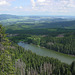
18, 42, 75, 64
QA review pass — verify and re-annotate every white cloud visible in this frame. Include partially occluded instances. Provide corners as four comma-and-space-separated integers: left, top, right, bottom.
37, 0, 46, 2
31, 0, 75, 13
31, 0, 35, 8
19, 6, 23, 9
68, 0, 75, 7
0, 0, 10, 6
15, 6, 23, 9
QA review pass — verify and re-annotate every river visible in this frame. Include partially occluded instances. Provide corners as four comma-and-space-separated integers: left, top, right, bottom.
18, 42, 75, 64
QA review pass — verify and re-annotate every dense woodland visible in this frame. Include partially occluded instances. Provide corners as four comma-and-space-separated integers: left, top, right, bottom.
9, 28, 75, 55
27, 34, 75, 55
0, 24, 75, 75
0, 14, 75, 29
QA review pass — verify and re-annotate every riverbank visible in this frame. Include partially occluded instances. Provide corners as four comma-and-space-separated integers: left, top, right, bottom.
18, 42, 75, 64
27, 42, 75, 58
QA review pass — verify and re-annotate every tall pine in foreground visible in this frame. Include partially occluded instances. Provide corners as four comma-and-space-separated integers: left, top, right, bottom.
0, 25, 15, 75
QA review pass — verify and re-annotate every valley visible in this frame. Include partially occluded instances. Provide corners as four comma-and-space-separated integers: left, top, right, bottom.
0, 14, 75, 75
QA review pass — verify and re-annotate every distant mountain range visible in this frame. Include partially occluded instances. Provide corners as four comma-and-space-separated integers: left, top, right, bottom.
0, 14, 75, 29
0, 14, 22, 20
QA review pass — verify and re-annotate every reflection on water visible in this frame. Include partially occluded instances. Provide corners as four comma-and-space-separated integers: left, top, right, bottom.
18, 42, 75, 64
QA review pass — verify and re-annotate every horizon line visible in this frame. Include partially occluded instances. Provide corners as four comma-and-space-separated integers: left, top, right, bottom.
0, 14, 75, 17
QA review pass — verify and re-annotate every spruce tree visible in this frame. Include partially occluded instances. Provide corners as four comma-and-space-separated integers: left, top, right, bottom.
0, 25, 15, 75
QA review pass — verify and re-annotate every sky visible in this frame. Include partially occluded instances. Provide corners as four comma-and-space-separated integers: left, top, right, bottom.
0, 0, 75, 16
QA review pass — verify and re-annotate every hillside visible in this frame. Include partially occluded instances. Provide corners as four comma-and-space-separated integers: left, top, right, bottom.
0, 14, 75, 29
0, 14, 23, 20
0, 24, 75, 75
5, 20, 75, 32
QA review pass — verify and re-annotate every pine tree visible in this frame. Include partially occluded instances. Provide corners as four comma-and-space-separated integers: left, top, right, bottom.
71, 61, 75, 75
0, 25, 15, 75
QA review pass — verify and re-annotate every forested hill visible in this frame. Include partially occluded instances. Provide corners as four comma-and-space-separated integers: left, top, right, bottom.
0, 14, 23, 20
5, 20, 75, 31
35, 20, 75, 29
0, 25, 15, 74
0, 14, 75, 29
0, 25, 75, 75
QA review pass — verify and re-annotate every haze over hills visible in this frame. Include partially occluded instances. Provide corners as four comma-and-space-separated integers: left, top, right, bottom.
0, 14, 23, 20
0, 14, 75, 29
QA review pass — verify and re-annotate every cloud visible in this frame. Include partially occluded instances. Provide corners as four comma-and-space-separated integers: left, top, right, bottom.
0, 0, 10, 6
31, 0, 36, 8
68, 0, 75, 7
15, 6, 23, 9
31, 0, 75, 13
0, 0, 16, 6
37, 0, 46, 2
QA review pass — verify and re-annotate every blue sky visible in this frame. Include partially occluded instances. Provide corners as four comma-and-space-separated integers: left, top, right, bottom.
0, 0, 75, 16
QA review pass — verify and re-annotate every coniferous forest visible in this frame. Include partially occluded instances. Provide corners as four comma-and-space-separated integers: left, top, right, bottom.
8, 29, 75, 55
0, 23, 75, 75
0, 0, 75, 73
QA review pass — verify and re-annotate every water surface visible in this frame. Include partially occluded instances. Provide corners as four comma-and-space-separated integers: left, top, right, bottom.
18, 42, 75, 64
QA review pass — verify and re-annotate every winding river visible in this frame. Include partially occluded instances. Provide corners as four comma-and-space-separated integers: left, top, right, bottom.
18, 42, 75, 64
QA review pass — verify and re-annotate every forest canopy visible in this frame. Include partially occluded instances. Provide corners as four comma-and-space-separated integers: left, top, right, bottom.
0, 25, 75, 75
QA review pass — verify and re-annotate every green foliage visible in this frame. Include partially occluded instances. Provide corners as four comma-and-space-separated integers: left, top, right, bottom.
0, 25, 15, 75
71, 61, 75, 74
0, 24, 75, 75
39, 35, 75, 55
27, 35, 41, 45
9, 30, 75, 55
0, 50, 14, 75
10, 43, 74, 75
